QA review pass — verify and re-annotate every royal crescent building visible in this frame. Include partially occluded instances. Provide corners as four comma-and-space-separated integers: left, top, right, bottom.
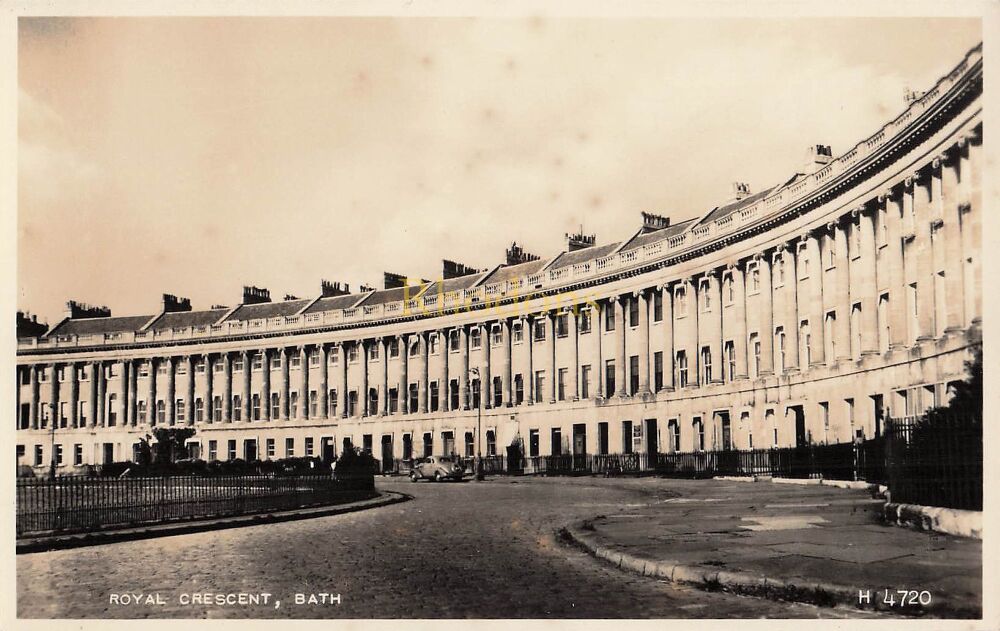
15, 44, 983, 472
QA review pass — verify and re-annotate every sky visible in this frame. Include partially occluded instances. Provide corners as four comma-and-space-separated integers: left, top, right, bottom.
17, 17, 982, 326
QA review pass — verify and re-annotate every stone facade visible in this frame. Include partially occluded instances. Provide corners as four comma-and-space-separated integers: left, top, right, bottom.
15, 45, 983, 472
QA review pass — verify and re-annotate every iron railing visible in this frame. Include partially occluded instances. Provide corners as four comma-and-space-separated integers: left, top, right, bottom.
16, 474, 375, 537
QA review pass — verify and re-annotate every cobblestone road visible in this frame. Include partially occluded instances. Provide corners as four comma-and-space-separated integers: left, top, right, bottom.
18, 476, 885, 619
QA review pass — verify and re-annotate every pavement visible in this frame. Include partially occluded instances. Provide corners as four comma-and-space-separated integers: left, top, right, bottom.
17, 476, 895, 619
562, 477, 982, 618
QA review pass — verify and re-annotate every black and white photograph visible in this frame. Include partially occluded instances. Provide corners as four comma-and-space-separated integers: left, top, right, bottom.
6, 2, 996, 627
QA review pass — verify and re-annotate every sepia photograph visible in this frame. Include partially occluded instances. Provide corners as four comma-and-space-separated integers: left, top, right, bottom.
7, 3, 995, 627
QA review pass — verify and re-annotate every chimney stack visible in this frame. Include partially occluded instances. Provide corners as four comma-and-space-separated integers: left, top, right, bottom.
802, 145, 833, 174
359, 283, 376, 293
65, 301, 111, 319
442, 259, 482, 280
16, 311, 48, 338
383, 272, 408, 290
565, 231, 596, 252
731, 182, 751, 201
242, 286, 271, 305
161, 293, 192, 313
320, 280, 350, 297
640, 212, 671, 233
505, 242, 540, 266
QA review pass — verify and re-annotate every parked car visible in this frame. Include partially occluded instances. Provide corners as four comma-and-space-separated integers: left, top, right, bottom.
409, 456, 465, 482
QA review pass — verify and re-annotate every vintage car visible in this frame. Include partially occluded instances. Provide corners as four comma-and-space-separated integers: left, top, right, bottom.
409, 456, 465, 482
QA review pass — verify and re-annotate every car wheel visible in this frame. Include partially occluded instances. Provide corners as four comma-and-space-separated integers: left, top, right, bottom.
434, 471, 443, 483
410, 472, 419, 482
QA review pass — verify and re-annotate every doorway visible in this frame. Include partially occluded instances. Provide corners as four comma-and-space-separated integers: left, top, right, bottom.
791, 405, 807, 447
381, 435, 393, 472
718, 411, 732, 450
243, 439, 257, 462
645, 418, 658, 456
102, 442, 114, 465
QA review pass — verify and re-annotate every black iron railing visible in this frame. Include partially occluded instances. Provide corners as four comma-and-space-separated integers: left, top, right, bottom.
16, 474, 375, 537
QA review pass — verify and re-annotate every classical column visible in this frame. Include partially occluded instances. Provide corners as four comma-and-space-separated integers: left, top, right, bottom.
482, 324, 492, 408
340, 344, 349, 418
69, 363, 79, 428
96, 361, 106, 426
805, 229, 825, 367
261, 349, 271, 421
525, 316, 534, 404
568, 307, 580, 400
614, 297, 626, 397
690, 277, 701, 386
783, 243, 800, 372
185, 355, 195, 426
319, 344, 330, 419
398, 336, 409, 414
731, 262, 749, 379
883, 190, 907, 350
439, 330, 451, 412
459, 327, 470, 410
29, 364, 39, 429
756, 252, 774, 376
222, 353, 233, 422
299, 345, 310, 420
165, 357, 175, 426
595, 303, 605, 397
127, 360, 138, 426
547, 312, 557, 403
831, 219, 853, 359
419, 333, 429, 414
502, 319, 513, 406
662, 284, 674, 389
49, 363, 60, 428
241, 350, 251, 422
360, 339, 370, 417
855, 204, 881, 351
707, 270, 723, 383
380, 338, 389, 415
280, 348, 290, 420
636, 290, 651, 394
941, 150, 966, 333
146, 358, 157, 426
203, 355, 213, 424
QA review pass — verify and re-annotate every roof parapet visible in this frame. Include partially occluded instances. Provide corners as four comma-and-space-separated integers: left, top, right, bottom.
242, 286, 271, 305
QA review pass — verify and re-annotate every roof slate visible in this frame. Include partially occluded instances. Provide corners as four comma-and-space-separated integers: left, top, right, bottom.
48, 315, 154, 337
619, 219, 695, 253
147, 309, 230, 331
481, 259, 547, 285
303, 293, 362, 315
357, 284, 430, 307
549, 242, 621, 270
696, 187, 774, 227
225, 299, 311, 322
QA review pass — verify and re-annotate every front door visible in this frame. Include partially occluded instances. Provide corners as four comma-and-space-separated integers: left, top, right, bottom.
381, 435, 393, 472
645, 419, 658, 456
793, 406, 807, 447
719, 412, 732, 450
442, 431, 455, 456
321, 437, 336, 463
573, 424, 586, 455
244, 439, 257, 462
103, 443, 114, 465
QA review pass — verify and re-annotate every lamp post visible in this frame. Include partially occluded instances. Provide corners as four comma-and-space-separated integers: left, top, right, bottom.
469, 367, 484, 481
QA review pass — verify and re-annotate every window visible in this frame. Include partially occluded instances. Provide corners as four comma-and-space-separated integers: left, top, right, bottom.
389, 339, 400, 358
430, 381, 439, 412
232, 356, 244, 371
389, 387, 398, 414
653, 352, 663, 391
227, 440, 237, 460
605, 360, 616, 397
305, 437, 314, 457
852, 302, 864, 358
776, 255, 785, 286
470, 327, 482, 349
653, 291, 663, 322
878, 293, 890, 353
39, 367, 49, 383
668, 420, 680, 453
290, 353, 301, 369
827, 231, 837, 268
676, 351, 688, 388
213, 396, 222, 422
232, 395, 242, 422
486, 430, 497, 456
329, 389, 338, 416
724, 274, 735, 305
907, 283, 918, 346
534, 371, 545, 403
512, 321, 523, 344
195, 359, 206, 374
270, 393, 279, 419
34, 445, 43, 466
622, 420, 633, 454
351, 344, 361, 362
825, 312, 837, 362
449, 380, 459, 411
428, 334, 439, 355
157, 400, 166, 423
628, 298, 639, 327
799, 247, 810, 279
74, 443, 83, 466
820, 401, 830, 444
775, 326, 786, 374
369, 343, 380, 361
800, 320, 811, 367
285, 437, 295, 458
249, 392, 259, 420
724, 341, 736, 382
449, 329, 460, 352
330, 350, 339, 365
528, 429, 539, 457
265, 438, 275, 459
877, 205, 888, 247
492, 376, 502, 408
135, 400, 145, 424
464, 432, 474, 457
749, 333, 761, 377
749, 263, 760, 293
846, 398, 856, 437
471, 379, 481, 409
59, 401, 68, 427
309, 351, 320, 367
252, 354, 263, 371
514, 374, 524, 405
556, 313, 569, 337
579, 309, 593, 333
851, 221, 862, 258
195, 398, 204, 422
693, 417, 705, 451
605, 304, 616, 330
208, 440, 218, 461
408, 383, 418, 412
598, 422, 610, 455
700, 346, 713, 384
629, 355, 639, 395
551, 428, 563, 456
557, 368, 567, 401
581, 364, 592, 399
676, 286, 688, 316
490, 324, 502, 346
310, 390, 318, 416
533, 320, 546, 342
700, 280, 711, 311
213, 360, 224, 373
934, 270, 946, 338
